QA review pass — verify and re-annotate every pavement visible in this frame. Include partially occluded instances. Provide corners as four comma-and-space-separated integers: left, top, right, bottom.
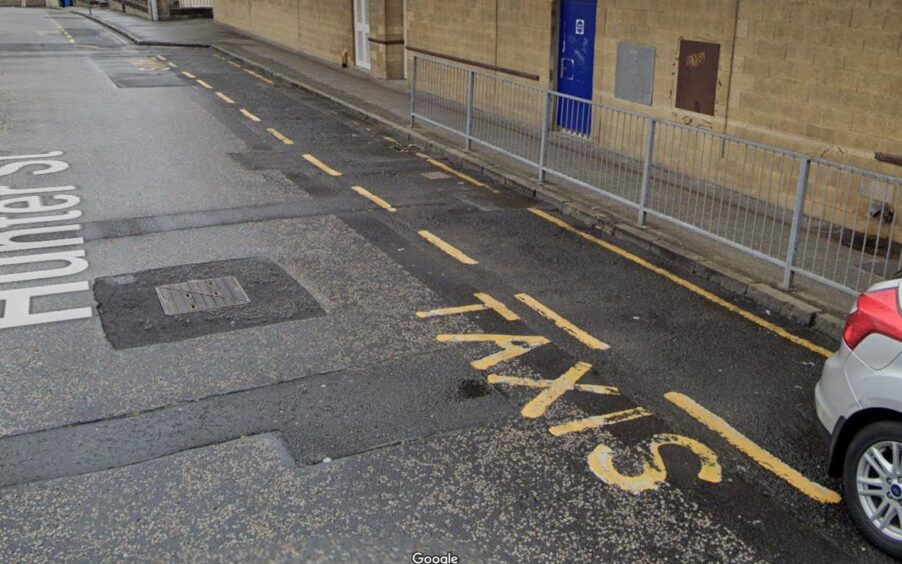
0, 6, 889, 563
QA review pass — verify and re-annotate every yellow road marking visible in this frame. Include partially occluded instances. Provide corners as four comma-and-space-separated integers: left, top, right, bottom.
267, 128, 294, 145
520, 361, 591, 418
415, 153, 499, 193
383, 135, 399, 144
302, 154, 342, 177
240, 109, 261, 122
487, 374, 619, 396
528, 208, 833, 358
416, 293, 519, 321
196, 79, 214, 89
68, 39, 75, 44
589, 434, 722, 493
666, 392, 841, 504
515, 293, 610, 351
352, 186, 396, 212
181, 71, 196, 79
156, 55, 166, 61
244, 68, 275, 85
215, 92, 235, 104
549, 407, 652, 437
227, 60, 242, 68
436, 334, 549, 370
167, 62, 178, 68
418, 230, 478, 265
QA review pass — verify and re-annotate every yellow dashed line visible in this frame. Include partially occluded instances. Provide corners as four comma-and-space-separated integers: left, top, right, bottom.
215, 92, 235, 104
416, 153, 499, 193
528, 208, 833, 358
156, 55, 167, 61
181, 71, 196, 79
515, 293, 610, 351
351, 186, 396, 212
240, 109, 261, 122
167, 62, 178, 69
666, 392, 841, 504
302, 154, 342, 177
549, 407, 652, 437
418, 230, 478, 265
267, 128, 294, 145
196, 79, 214, 90
227, 61, 242, 68
68, 39, 75, 44
244, 68, 275, 85
383, 135, 399, 144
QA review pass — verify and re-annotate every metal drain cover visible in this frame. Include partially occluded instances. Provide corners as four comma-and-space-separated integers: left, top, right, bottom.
155, 276, 250, 315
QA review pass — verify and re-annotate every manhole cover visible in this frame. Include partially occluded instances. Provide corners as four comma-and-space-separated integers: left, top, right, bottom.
155, 276, 250, 315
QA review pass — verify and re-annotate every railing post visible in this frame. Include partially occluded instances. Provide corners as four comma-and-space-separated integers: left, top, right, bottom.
783, 157, 811, 289
638, 118, 656, 226
465, 69, 475, 150
409, 56, 418, 128
537, 91, 552, 183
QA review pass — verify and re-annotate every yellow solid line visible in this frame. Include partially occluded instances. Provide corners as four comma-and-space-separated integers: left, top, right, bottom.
666, 392, 841, 504
418, 230, 478, 265
352, 186, 396, 212
516, 293, 610, 351
240, 108, 261, 122
474, 292, 520, 321
549, 407, 652, 437
244, 68, 275, 85
302, 154, 342, 177
267, 128, 294, 145
215, 92, 235, 104
528, 208, 833, 358
196, 79, 213, 89
415, 153, 499, 194
181, 71, 196, 79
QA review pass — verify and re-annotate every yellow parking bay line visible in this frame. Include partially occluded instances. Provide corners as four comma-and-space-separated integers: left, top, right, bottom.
415, 153, 499, 194
196, 79, 214, 90
181, 71, 196, 79
215, 92, 235, 104
244, 68, 275, 85
267, 128, 294, 145
351, 186, 396, 212
516, 293, 610, 351
528, 208, 833, 358
666, 392, 841, 504
418, 230, 478, 265
240, 109, 261, 122
302, 154, 342, 177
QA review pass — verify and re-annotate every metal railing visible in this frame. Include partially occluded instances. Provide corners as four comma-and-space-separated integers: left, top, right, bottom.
410, 54, 902, 296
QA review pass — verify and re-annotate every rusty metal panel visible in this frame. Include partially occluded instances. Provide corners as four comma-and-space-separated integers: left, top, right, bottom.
675, 40, 720, 116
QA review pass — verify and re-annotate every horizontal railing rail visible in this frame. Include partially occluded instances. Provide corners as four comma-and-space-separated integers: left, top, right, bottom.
410, 54, 902, 297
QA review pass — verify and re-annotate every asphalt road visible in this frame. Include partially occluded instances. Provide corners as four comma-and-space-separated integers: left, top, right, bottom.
0, 8, 886, 563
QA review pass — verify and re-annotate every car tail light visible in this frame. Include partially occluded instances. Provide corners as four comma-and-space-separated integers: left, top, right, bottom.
843, 287, 902, 349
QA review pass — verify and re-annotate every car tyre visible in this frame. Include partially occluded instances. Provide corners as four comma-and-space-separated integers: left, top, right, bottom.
843, 420, 902, 559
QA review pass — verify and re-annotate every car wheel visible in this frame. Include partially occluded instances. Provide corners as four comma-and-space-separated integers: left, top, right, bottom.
844, 420, 902, 559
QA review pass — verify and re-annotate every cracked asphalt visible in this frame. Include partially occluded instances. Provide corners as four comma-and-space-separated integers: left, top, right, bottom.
0, 7, 886, 563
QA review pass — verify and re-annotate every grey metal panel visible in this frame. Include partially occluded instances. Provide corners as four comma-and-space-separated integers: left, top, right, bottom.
615, 42, 655, 106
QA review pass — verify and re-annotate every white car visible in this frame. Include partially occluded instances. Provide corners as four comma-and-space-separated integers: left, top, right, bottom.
816, 278, 902, 559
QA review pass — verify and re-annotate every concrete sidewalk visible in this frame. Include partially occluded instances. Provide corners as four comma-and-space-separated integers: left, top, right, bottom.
67, 6, 851, 337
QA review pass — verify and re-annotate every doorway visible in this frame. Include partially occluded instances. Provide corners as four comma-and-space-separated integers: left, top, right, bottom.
556, 0, 597, 135
354, 0, 371, 70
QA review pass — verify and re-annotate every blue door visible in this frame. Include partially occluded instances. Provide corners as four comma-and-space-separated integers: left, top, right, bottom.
556, 0, 597, 135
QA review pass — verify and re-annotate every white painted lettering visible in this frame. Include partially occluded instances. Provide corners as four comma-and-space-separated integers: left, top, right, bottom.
0, 250, 89, 284
0, 225, 83, 253
0, 185, 76, 197
0, 194, 80, 214
0, 151, 63, 162
0, 210, 82, 230
0, 281, 92, 329
0, 160, 69, 177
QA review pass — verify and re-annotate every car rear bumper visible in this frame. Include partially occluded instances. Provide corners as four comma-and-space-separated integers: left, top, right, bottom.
815, 344, 859, 437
